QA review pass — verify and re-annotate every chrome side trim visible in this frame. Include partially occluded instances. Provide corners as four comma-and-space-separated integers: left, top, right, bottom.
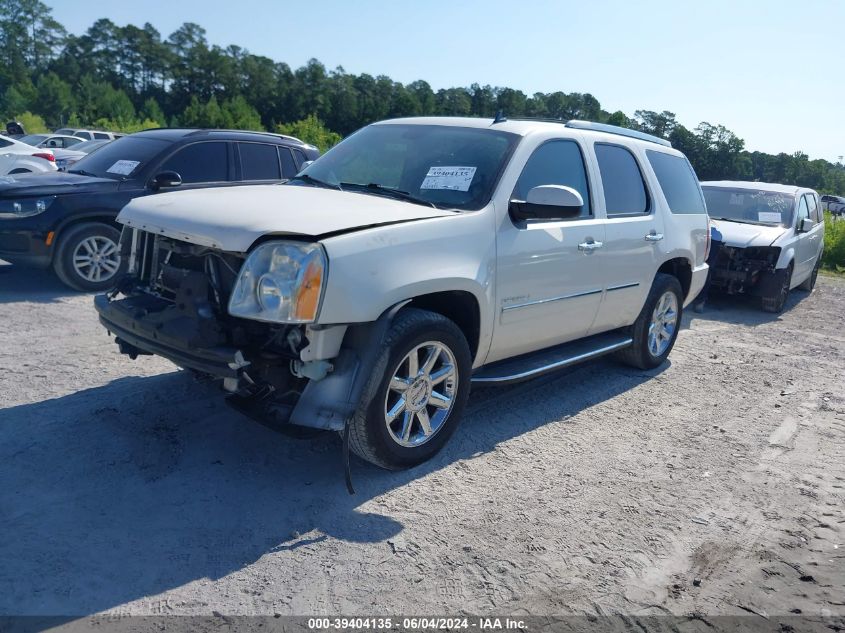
471, 338, 633, 385
502, 288, 603, 312
606, 282, 640, 292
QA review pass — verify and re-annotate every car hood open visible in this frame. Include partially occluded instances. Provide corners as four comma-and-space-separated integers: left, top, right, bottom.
711, 219, 788, 248
117, 184, 456, 252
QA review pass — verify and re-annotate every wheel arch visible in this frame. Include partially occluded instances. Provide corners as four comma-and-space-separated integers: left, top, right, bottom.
51, 212, 121, 260
402, 290, 482, 363
655, 256, 692, 302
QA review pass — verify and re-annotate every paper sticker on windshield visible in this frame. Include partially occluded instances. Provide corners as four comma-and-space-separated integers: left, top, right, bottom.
758, 211, 781, 223
420, 166, 477, 192
106, 160, 140, 176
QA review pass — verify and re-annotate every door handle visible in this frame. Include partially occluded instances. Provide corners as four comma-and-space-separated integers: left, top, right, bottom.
578, 240, 604, 252
644, 232, 664, 242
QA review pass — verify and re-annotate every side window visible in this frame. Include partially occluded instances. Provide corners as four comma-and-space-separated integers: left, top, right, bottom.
796, 195, 810, 224
240, 143, 282, 181
75, 132, 92, 141
0, 138, 11, 148
279, 147, 297, 178
291, 148, 306, 170
64, 137, 82, 147
93, 132, 110, 140
806, 193, 820, 222
594, 144, 649, 216
646, 150, 706, 214
161, 142, 229, 184
512, 140, 591, 218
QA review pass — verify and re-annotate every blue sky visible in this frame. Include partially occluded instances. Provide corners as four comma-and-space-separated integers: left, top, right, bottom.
47, 0, 845, 162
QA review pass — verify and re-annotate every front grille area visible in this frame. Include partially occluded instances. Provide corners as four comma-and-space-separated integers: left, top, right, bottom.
121, 228, 243, 312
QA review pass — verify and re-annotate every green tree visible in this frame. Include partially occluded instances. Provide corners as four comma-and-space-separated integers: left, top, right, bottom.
276, 114, 341, 152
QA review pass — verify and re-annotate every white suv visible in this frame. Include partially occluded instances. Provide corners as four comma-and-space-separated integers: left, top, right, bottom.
701, 181, 825, 312
96, 117, 709, 470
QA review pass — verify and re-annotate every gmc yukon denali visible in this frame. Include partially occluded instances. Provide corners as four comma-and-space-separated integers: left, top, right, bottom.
95, 117, 710, 472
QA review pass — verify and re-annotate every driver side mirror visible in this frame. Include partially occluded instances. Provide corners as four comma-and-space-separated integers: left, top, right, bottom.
150, 171, 182, 190
798, 217, 816, 233
297, 160, 314, 174
509, 185, 584, 222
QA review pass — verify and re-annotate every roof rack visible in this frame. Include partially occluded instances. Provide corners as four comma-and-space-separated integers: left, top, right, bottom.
505, 117, 671, 147
139, 127, 307, 145
564, 120, 672, 147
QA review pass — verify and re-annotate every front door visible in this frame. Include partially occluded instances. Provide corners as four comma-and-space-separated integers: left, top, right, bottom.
487, 139, 605, 364
795, 193, 823, 283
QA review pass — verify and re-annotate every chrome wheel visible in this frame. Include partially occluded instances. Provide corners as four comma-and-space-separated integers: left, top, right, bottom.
647, 291, 678, 357
384, 341, 458, 448
72, 235, 120, 283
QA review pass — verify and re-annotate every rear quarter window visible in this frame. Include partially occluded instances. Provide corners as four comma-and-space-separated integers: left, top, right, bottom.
646, 150, 706, 214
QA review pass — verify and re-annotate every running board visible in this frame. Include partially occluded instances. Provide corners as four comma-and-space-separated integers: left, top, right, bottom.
471, 331, 633, 385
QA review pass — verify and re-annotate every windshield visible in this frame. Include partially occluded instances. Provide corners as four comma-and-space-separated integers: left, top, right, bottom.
19, 134, 48, 146
295, 123, 520, 210
68, 136, 171, 179
702, 186, 795, 226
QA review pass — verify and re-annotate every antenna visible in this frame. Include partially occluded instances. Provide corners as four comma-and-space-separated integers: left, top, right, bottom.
493, 110, 507, 124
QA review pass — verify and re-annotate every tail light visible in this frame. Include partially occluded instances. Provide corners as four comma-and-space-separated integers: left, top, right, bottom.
32, 152, 56, 162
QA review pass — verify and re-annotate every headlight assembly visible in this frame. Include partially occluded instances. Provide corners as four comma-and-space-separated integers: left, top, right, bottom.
228, 241, 327, 324
0, 196, 56, 218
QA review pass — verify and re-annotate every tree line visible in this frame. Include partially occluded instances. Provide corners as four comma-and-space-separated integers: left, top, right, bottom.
1, 0, 843, 194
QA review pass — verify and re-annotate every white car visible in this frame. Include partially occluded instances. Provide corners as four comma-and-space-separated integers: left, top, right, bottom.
53, 128, 116, 141
96, 117, 709, 471
52, 139, 111, 171
17, 133, 85, 150
0, 134, 57, 175
701, 181, 825, 312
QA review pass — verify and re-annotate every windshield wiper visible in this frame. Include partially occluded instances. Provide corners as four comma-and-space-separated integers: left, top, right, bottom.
340, 182, 438, 208
289, 174, 343, 190
68, 169, 98, 177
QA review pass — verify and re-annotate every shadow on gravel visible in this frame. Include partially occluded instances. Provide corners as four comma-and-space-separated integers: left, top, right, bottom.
0, 354, 662, 615
683, 287, 811, 328
0, 262, 81, 304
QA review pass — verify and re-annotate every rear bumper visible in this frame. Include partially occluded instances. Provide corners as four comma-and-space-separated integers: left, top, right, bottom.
687, 263, 708, 307
94, 293, 242, 378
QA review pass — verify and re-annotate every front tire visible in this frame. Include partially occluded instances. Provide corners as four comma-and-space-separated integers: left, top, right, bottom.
348, 308, 472, 470
761, 263, 793, 313
616, 273, 683, 370
53, 222, 124, 292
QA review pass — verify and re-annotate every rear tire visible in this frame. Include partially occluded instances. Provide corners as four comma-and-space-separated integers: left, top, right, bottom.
761, 263, 792, 313
616, 273, 683, 370
348, 308, 472, 470
53, 222, 124, 292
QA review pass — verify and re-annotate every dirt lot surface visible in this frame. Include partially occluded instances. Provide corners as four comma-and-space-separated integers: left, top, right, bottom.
1, 261, 843, 627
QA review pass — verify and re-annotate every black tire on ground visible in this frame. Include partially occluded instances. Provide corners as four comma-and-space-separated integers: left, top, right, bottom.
761, 263, 793, 313
798, 257, 820, 292
348, 308, 472, 470
52, 222, 124, 292
615, 273, 684, 370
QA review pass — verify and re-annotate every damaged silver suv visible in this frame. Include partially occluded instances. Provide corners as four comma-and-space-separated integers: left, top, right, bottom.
96, 117, 709, 473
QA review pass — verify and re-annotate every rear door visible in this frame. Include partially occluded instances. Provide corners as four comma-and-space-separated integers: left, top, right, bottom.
237, 142, 287, 183
588, 142, 664, 333
487, 138, 606, 363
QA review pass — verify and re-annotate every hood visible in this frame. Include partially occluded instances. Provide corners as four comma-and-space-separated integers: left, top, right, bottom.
711, 219, 788, 248
117, 184, 456, 252
0, 171, 119, 197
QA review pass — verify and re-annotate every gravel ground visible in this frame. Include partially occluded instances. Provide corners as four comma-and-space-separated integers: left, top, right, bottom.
1, 261, 843, 627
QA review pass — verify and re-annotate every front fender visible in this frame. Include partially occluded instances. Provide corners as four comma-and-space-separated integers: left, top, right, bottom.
317, 210, 496, 352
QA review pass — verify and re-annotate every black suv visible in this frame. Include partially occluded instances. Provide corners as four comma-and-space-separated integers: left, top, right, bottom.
0, 129, 319, 291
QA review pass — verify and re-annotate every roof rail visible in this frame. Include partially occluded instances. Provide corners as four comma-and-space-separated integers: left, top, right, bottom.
138, 127, 307, 145
565, 120, 671, 147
